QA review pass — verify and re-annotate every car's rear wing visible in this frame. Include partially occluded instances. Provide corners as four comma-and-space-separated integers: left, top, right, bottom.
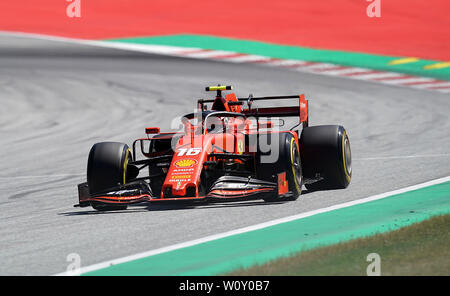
198, 94, 309, 127
241, 95, 308, 125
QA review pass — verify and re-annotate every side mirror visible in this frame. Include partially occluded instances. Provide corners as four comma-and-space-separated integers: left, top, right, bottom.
145, 127, 160, 134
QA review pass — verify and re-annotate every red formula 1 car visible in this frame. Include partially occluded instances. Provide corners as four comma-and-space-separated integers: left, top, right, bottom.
76, 85, 352, 211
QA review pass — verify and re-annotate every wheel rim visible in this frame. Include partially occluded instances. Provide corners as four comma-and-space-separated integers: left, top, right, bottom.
292, 142, 302, 189
343, 135, 352, 176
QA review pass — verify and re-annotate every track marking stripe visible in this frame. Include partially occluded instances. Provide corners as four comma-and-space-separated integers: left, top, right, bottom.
342, 70, 380, 77
177, 48, 212, 55
299, 63, 341, 71
270, 59, 310, 67
182, 49, 237, 58
378, 77, 435, 85
319, 67, 372, 76
411, 82, 450, 88
249, 57, 283, 64
1, 30, 448, 94
280, 61, 315, 68
424, 62, 450, 70
388, 57, 419, 65
209, 53, 247, 59
372, 75, 414, 81
312, 65, 349, 73
403, 79, 444, 86
352, 72, 406, 80
223, 54, 271, 63
54, 176, 450, 275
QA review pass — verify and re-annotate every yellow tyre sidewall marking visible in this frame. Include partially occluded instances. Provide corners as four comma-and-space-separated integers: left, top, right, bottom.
290, 137, 301, 193
123, 148, 130, 185
342, 131, 351, 182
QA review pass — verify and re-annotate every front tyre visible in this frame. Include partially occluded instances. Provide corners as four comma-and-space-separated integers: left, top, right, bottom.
87, 142, 132, 211
257, 132, 303, 202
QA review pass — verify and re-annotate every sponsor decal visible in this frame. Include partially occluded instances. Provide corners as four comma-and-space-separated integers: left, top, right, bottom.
173, 168, 194, 173
174, 159, 197, 168
171, 175, 192, 179
105, 189, 139, 196
169, 179, 191, 182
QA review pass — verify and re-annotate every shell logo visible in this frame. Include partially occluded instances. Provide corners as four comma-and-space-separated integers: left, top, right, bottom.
174, 159, 197, 168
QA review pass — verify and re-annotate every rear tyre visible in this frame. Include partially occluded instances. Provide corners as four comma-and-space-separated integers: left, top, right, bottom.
300, 125, 352, 191
87, 142, 132, 211
257, 132, 303, 202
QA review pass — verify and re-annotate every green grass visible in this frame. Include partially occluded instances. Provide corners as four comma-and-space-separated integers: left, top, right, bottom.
226, 214, 450, 276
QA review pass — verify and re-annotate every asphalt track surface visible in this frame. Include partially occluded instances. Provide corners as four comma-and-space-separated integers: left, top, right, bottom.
0, 35, 449, 275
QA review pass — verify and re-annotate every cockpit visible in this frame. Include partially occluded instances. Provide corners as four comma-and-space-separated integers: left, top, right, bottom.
181, 111, 248, 135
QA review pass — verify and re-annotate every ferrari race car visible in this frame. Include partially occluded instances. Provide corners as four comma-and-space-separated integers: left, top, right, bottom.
76, 85, 352, 211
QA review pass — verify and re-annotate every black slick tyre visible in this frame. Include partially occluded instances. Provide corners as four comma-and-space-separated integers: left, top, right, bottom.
300, 125, 352, 191
257, 132, 303, 202
87, 142, 132, 211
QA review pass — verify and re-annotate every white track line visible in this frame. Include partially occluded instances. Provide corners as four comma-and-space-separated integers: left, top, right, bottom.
320, 67, 372, 76
380, 77, 435, 85
54, 175, 450, 276
220, 54, 271, 63
301, 63, 342, 71
351, 72, 406, 80
183, 50, 238, 58
268, 59, 310, 67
